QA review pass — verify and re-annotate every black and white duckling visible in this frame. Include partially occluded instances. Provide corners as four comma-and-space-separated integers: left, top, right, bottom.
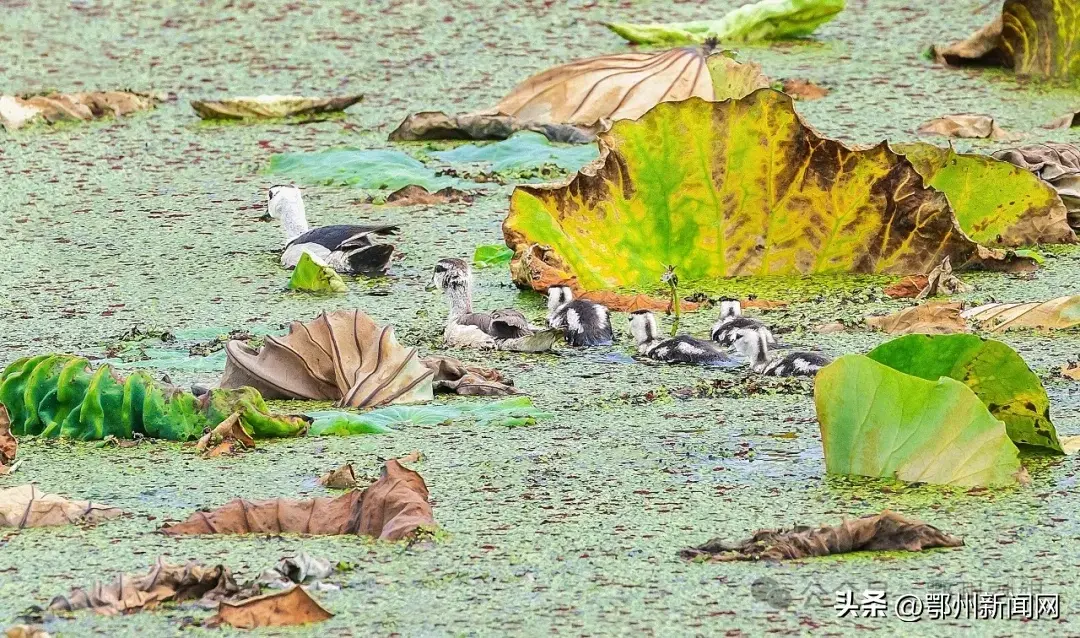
710, 298, 775, 347
431, 258, 560, 352
628, 310, 735, 366
546, 286, 614, 347
266, 185, 399, 276
734, 328, 830, 377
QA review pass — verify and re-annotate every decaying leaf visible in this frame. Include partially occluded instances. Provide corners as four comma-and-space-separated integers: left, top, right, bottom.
287, 252, 348, 294
211, 586, 332, 629
319, 463, 358, 489
0, 91, 159, 131
391, 47, 769, 142
0, 405, 16, 474
916, 114, 1009, 140
883, 275, 929, 299
220, 310, 434, 408
680, 511, 962, 561
0, 485, 123, 528
1062, 362, 1080, 380
993, 143, 1080, 229
505, 89, 1030, 296
422, 356, 518, 396
4, 625, 50, 638
48, 559, 243, 616
161, 458, 434, 540
780, 78, 829, 100
962, 297, 1080, 332
932, 1, 1080, 80
1044, 111, 1080, 130
865, 302, 967, 335
190, 95, 362, 120
895, 143, 1075, 247
607, 0, 845, 45
258, 553, 335, 588
384, 185, 471, 206
196, 412, 255, 458
916, 257, 973, 298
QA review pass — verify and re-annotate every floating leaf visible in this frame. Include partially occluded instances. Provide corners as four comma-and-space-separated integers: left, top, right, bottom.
258, 553, 334, 588
383, 185, 471, 206
865, 302, 967, 335
220, 310, 435, 408
308, 397, 549, 436
429, 132, 599, 178
190, 95, 362, 120
0, 405, 16, 474
607, 0, 845, 45
680, 511, 962, 561
916, 114, 1009, 140
0, 91, 159, 132
268, 148, 471, 192
463, 396, 553, 428
388, 111, 596, 144
780, 78, 829, 101
318, 464, 358, 489
211, 586, 332, 629
196, 412, 255, 458
287, 252, 348, 293
867, 334, 1060, 452
504, 89, 1028, 295
423, 356, 518, 396
895, 143, 1074, 247
815, 355, 1023, 487
993, 143, 1080, 229
472, 245, 515, 269
962, 297, 1080, 332
0, 485, 123, 528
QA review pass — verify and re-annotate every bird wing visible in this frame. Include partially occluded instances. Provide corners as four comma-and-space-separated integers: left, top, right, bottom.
454, 312, 495, 335
490, 310, 532, 340
286, 224, 398, 251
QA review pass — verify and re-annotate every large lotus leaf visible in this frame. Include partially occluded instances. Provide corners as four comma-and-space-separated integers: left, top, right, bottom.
287, 252, 348, 293
895, 143, 1074, 247
429, 132, 599, 177
308, 397, 550, 436
815, 355, 1023, 487
504, 89, 1025, 292
867, 334, 1060, 452
607, 0, 845, 45
460, 397, 553, 428
190, 95, 362, 120
268, 148, 471, 192
962, 296, 1080, 332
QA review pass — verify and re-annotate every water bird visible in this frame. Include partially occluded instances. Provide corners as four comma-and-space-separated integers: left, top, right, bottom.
711, 298, 775, 347
628, 310, 734, 365
734, 328, 830, 377
431, 258, 560, 352
546, 286, 614, 347
265, 185, 398, 276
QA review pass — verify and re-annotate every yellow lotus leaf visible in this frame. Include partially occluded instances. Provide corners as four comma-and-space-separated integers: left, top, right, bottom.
962, 297, 1080, 332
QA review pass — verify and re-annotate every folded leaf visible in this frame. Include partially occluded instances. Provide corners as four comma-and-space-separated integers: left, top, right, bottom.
0, 485, 123, 528
815, 355, 1023, 487
993, 143, 1080, 230
318, 464, 358, 489
962, 297, 1080, 332
504, 89, 1029, 294
607, 0, 845, 45
916, 114, 1009, 140
865, 302, 967, 335
867, 334, 1060, 452
895, 143, 1074, 247
212, 586, 332, 629
287, 252, 348, 293
0, 91, 159, 131
190, 95, 361, 120
423, 355, 518, 396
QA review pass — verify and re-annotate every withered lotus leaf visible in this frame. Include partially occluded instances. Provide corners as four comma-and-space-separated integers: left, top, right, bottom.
504, 89, 1028, 293
993, 143, 1080, 229
0, 485, 123, 529
680, 511, 963, 561
865, 302, 967, 335
212, 586, 332, 629
0, 405, 16, 474
190, 95, 362, 120
962, 296, 1080, 332
0, 91, 159, 131
161, 459, 434, 541
220, 310, 434, 408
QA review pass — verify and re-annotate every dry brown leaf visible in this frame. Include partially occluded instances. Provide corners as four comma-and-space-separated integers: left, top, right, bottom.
1061, 363, 1080, 380
932, 16, 1007, 67
195, 412, 254, 457
318, 463, 358, 489
211, 586, 332, 629
0, 405, 16, 475
383, 185, 472, 206
916, 257, 971, 299
161, 458, 434, 540
1043, 112, 1080, 130
220, 310, 434, 408
917, 114, 1010, 140
396, 450, 423, 464
389, 111, 596, 143
4, 625, 50, 638
0, 91, 159, 131
814, 322, 847, 334
865, 302, 968, 335
422, 356, 518, 396
962, 296, 1080, 332
190, 95, 361, 120
993, 143, 1080, 229
48, 559, 243, 616
680, 511, 963, 562
0, 485, 123, 529
884, 275, 929, 299
780, 78, 829, 101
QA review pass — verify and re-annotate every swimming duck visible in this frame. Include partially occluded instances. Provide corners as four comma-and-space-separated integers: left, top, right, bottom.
710, 298, 775, 347
628, 310, 735, 365
546, 286, 614, 347
266, 185, 399, 276
431, 258, 560, 352
734, 328, 830, 377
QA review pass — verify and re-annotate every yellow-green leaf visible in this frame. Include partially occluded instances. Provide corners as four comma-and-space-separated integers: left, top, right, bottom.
288, 252, 348, 294
963, 296, 1080, 332
504, 89, 1027, 292
1002, 0, 1080, 79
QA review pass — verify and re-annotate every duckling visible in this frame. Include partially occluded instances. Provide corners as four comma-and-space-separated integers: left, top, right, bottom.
628, 310, 735, 366
734, 328, 830, 377
267, 185, 398, 276
710, 298, 775, 347
431, 258, 560, 352
546, 286, 614, 347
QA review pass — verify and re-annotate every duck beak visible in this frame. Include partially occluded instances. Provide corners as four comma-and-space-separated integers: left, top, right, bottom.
424, 281, 437, 292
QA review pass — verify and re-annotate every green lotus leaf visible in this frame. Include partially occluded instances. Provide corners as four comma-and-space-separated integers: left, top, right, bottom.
504, 89, 1027, 293
473, 244, 515, 268
894, 143, 1074, 247
815, 355, 1023, 487
867, 334, 1060, 452
268, 148, 472, 192
461, 396, 553, 428
429, 132, 599, 178
288, 251, 348, 293
308, 397, 551, 436
607, 0, 845, 45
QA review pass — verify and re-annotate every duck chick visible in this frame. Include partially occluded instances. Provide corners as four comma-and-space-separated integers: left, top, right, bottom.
628, 310, 734, 365
432, 258, 560, 352
546, 286, 614, 347
734, 328, 830, 377
267, 185, 398, 276
710, 298, 775, 347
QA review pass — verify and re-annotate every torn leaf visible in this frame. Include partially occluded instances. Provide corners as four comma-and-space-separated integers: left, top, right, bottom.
388, 111, 597, 144
195, 412, 255, 457
0, 485, 123, 528
423, 356, 518, 396
0, 91, 159, 132
258, 553, 335, 588
190, 95, 362, 120
287, 252, 348, 294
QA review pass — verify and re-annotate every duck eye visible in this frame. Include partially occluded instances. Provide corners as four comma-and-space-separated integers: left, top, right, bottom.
434, 265, 446, 273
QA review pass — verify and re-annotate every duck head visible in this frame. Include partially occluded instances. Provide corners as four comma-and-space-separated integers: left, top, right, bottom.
628, 310, 660, 353
546, 285, 573, 313
266, 185, 309, 241
733, 327, 771, 372
430, 258, 471, 292
718, 298, 742, 320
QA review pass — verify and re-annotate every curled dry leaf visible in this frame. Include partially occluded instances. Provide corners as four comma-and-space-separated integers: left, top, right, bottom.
780, 78, 829, 100
0, 485, 123, 528
916, 114, 1010, 140
962, 297, 1080, 332
389, 111, 596, 143
384, 185, 472, 206
1044, 112, 1080, 130
211, 586, 332, 629
161, 458, 434, 540
318, 463, 358, 489
0, 91, 159, 131
993, 143, 1080, 229
48, 559, 243, 616
0, 405, 16, 474
220, 310, 434, 408
195, 412, 254, 458
884, 275, 929, 299
916, 258, 972, 299
259, 553, 334, 588
422, 356, 518, 396
680, 511, 963, 561
190, 95, 362, 120
865, 302, 967, 335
